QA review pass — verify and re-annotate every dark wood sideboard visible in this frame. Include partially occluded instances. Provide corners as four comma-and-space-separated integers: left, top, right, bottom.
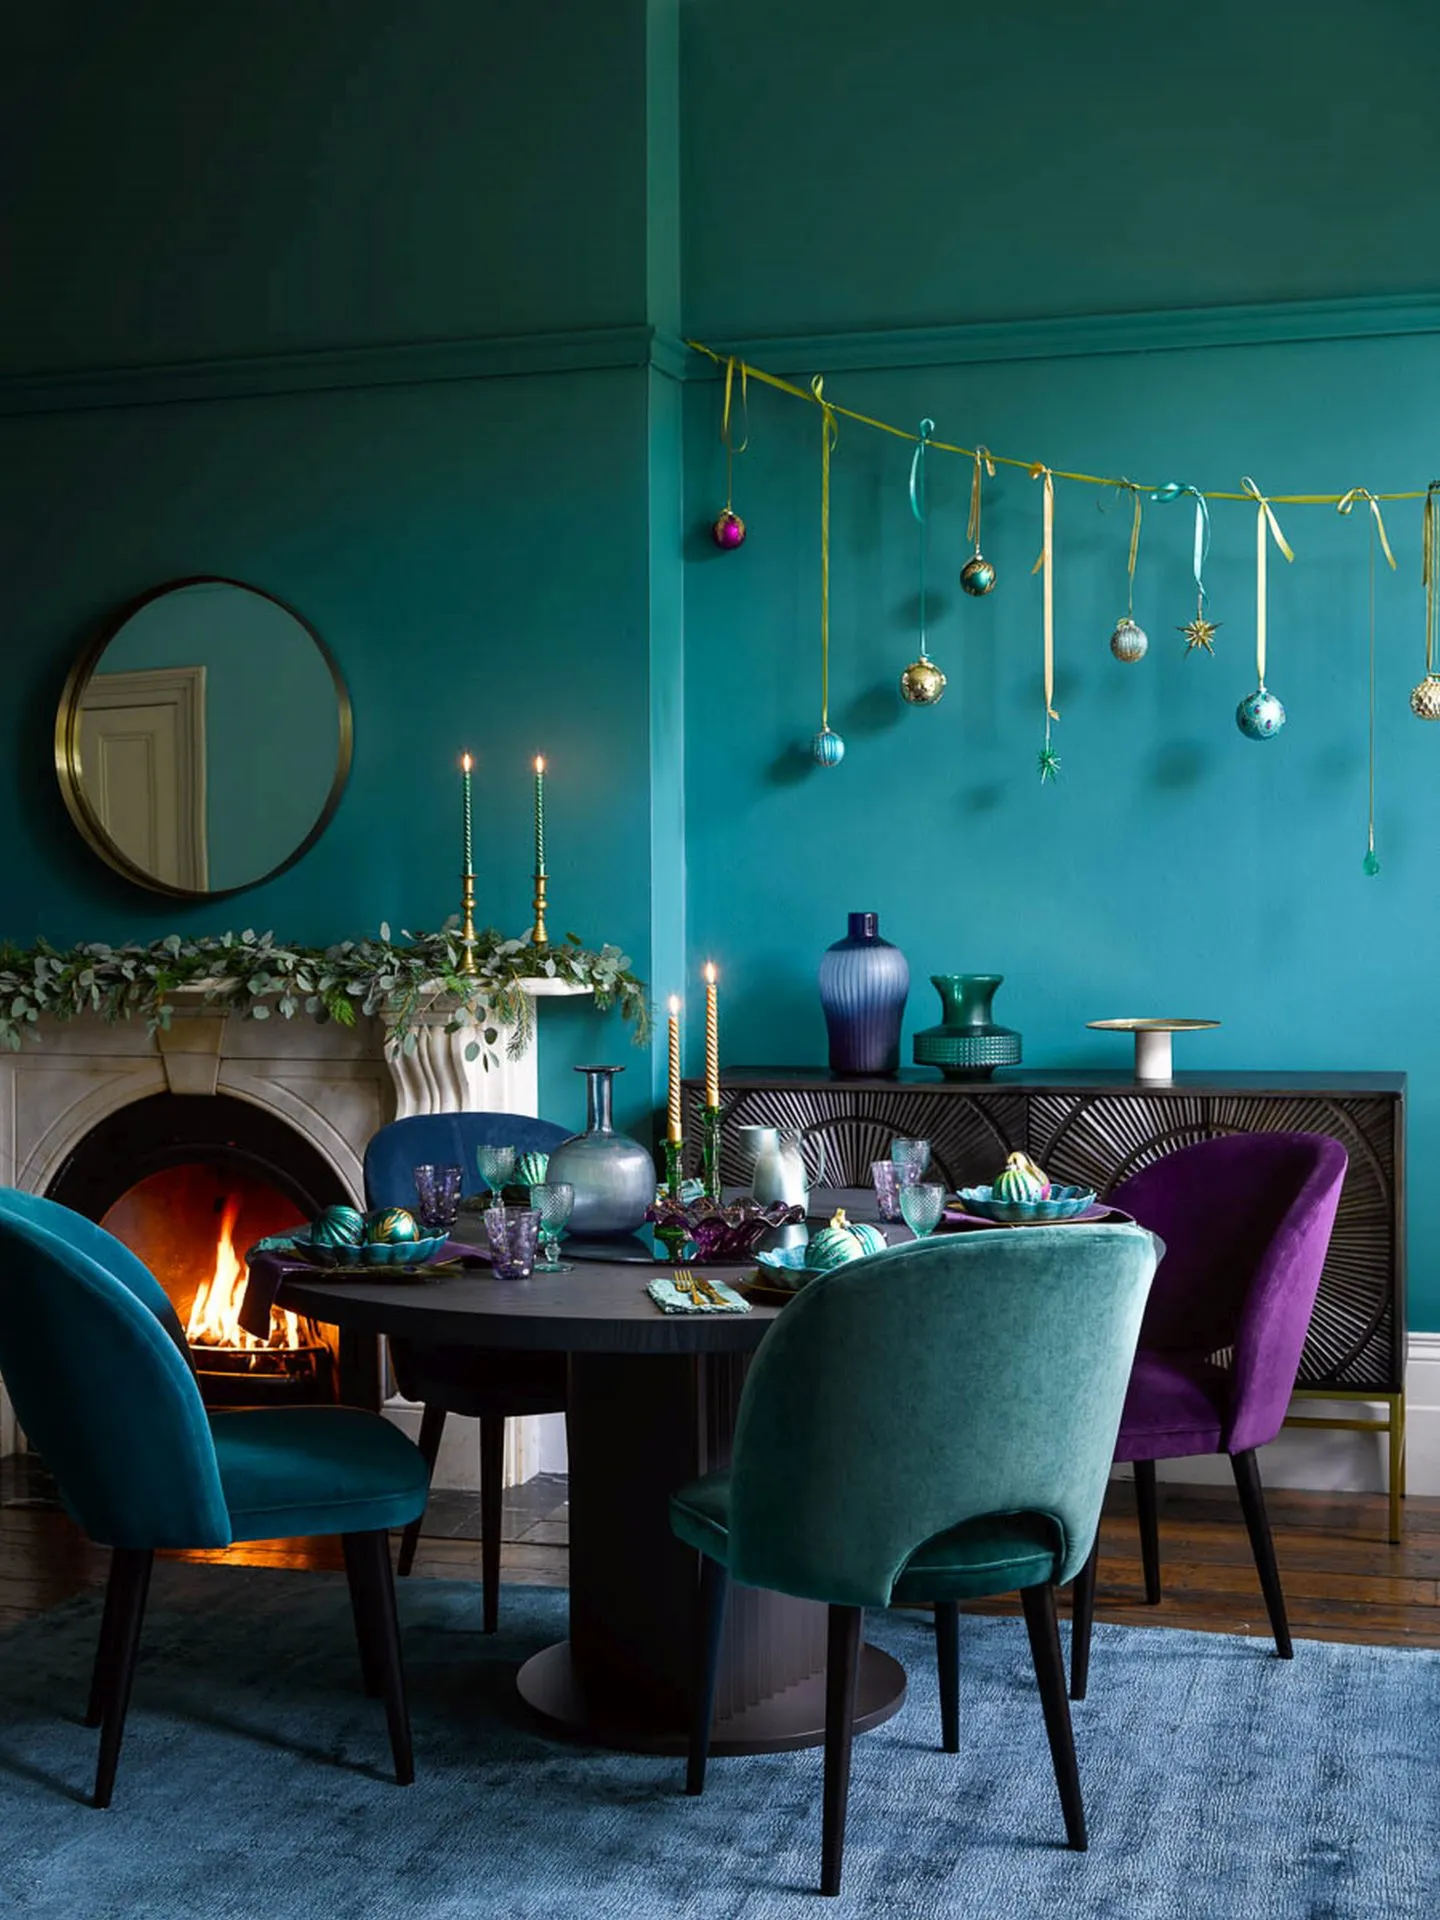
683, 1070, 1407, 1400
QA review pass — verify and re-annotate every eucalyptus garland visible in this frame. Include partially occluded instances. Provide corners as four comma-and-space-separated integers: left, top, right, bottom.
0, 924, 650, 1066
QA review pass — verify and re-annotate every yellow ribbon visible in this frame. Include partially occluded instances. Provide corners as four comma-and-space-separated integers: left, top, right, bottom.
1240, 477, 1294, 686
1336, 487, 1397, 572
1121, 481, 1143, 617
967, 445, 995, 552
1030, 465, 1058, 723
814, 376, 840, 730
1425, 485, 1440, 677
720, 357, 749, 511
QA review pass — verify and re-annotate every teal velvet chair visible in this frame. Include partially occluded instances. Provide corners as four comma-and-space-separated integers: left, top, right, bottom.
0, 1192, 430, 1808
669, 1223, 1159, 1897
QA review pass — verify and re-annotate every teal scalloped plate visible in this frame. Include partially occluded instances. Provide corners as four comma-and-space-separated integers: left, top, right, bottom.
289, 1231, 451, 1269
954, 1184, 1098, 1224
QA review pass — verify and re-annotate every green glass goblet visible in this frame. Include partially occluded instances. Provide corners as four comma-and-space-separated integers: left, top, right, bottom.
476, 1144, 517, 1200
531, 1182, 574, 1272
898, 1180, 946, 1241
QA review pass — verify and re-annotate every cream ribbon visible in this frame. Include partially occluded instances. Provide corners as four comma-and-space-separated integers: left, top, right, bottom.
813, 376, 840, 730
968, 445, 995, 552
1425, 485, 1440, 678
1336, 487, 1397, 572
1240, 477, 1294, 686
720, 357, 749, 510
1031, 465, 1058, 722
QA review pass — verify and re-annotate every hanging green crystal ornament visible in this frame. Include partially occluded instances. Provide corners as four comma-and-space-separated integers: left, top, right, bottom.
899, 419, 947, 706
1337, 487, 1397, 877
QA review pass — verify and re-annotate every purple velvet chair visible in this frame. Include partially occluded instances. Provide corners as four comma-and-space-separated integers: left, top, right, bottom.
1069, 1131, 1348, 1698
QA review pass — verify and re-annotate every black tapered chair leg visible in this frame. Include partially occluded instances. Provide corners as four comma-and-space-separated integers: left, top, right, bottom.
395, 1402, 446, 1578
820, 1604, 864, 1897
686, 1556, 730, 1795
342, 1532, 383, 1698
1020, 1582, 1087, 1851
1134, 1459, 1162, 1604
84, 1555, 130, 1728
1069, 1537, 1099, 1702
479, 1414, 506, 1634
92, 1548, 153, 1809
934, 1601, 960, 1753
1231, 1447, 1292, 1658
343, 1529, 414, 1784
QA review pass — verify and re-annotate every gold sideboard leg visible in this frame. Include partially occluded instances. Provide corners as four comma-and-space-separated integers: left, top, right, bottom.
1389, 1392, 1407, 1544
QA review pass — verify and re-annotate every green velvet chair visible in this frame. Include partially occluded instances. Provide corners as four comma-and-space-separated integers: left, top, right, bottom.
669, 1223, 1159, 1897
0, 1192, 431, 1808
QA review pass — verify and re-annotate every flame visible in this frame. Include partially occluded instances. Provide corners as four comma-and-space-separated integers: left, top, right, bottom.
186, 1196, 305, 1352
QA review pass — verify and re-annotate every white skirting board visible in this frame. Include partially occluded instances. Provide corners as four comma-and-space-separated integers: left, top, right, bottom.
390, 1335, 1440, 1498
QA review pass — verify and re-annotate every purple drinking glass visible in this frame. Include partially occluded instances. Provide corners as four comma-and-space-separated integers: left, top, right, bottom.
484, 1205, 541, 1280
871, 1158, 919, 1223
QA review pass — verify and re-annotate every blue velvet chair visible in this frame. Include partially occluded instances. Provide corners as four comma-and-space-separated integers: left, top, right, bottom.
669, 1223, 1159, 1897
0, 1191, 429, 1808
363, 1112, 570, 1629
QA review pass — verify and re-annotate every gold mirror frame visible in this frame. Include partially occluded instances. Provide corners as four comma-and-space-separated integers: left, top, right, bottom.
55, 575, 354, 901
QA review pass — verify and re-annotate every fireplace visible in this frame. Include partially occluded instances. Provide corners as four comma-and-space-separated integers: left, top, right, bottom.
46, 1092, 348, 1407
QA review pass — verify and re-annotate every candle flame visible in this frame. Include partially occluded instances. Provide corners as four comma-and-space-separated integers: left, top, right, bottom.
534, 754, 545, 774
668, 994, 680, 1015
461, 752, 473, 772
703, 962, 717, 985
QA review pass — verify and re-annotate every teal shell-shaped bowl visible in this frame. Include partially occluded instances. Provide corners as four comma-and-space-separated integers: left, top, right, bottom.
753, 1245, 824, 1292
291, 1230, 449, 1269
955, 1183, 1097, 1224
515, 1150, 551, 1188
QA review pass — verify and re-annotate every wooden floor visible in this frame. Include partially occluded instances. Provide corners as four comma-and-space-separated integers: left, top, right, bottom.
3, 1476, 1438, 1648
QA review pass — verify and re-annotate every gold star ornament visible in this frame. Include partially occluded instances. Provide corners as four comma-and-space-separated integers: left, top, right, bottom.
1180, 613, 1221, 655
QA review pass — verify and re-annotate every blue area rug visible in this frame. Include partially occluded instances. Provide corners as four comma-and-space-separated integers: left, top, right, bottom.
0, 1567, 1436, 1918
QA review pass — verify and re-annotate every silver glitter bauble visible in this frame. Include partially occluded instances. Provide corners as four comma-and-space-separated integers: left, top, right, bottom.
1110, 617, 1148, 663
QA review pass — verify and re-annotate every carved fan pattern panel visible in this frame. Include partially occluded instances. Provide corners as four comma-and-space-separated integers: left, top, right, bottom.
687, 1078, 1403, 1394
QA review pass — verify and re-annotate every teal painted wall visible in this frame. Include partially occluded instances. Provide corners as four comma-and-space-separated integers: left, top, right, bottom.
677, 1, 1440, 1329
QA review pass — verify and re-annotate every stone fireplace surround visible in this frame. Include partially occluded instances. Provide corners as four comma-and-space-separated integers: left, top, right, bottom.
0, 984, 584, 1483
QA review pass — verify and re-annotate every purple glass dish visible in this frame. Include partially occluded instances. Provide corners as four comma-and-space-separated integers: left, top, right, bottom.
644, 1196, 806, 1262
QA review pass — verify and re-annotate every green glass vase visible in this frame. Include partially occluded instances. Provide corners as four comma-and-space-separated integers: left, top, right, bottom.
912, 973, 1022, 1081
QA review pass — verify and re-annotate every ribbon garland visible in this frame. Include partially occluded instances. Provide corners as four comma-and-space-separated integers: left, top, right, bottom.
909, 419, 935, 657
1337, 486, 1397, 573
1152, 481, 1211, 612
720, 356, 749, 512
968, 445, 995, 552
1337, 489, 1396, 874
1240, 476, 1294, 689
1031, 465, 1059, 780
814, 375, 840, 735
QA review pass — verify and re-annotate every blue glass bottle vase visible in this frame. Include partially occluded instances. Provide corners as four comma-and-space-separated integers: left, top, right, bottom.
818, 912, 910, 1075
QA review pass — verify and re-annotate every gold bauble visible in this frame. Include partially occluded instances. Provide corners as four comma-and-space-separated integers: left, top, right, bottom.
1411, 674, 1440, 721
900, 658, 947, 705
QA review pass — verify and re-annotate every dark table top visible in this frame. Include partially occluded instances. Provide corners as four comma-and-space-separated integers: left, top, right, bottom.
276, 1258, 784, 1356
685, 1068, 1406, 1095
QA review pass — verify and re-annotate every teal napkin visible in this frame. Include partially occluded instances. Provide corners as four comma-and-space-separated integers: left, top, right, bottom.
647, 1274, 751, 1314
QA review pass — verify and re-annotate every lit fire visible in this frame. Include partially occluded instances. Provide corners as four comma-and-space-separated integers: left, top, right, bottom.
186, 1196, 308, 1352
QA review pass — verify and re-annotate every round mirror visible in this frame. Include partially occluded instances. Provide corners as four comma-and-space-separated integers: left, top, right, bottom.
55, 577, 352, 899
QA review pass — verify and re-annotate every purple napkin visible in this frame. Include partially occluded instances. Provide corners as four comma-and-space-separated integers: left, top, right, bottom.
239, 1238, 486, 1341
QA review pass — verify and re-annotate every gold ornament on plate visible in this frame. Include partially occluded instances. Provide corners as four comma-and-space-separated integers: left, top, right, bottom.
900, 657, 946, 705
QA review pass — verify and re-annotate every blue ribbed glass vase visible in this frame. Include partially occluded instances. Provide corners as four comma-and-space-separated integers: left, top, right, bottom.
818, 912, 910, 1075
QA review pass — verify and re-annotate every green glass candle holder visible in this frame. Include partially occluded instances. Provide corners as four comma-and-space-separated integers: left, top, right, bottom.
701, 1105, 723, 1201
664, 1136, 685, 1203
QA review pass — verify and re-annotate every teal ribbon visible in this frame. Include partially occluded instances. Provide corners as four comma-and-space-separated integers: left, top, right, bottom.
909, 419, 935, 656
1152, 480, 1211, 606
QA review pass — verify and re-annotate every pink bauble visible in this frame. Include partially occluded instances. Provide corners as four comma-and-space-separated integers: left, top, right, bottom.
711, 508, 747, 551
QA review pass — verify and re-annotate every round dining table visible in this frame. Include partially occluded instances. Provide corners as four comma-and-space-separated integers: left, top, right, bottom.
274, 1239, 908, 1757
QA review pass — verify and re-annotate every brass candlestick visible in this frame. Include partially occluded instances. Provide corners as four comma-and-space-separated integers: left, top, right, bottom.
530, 871, 549, 949
459, 871, 478, 975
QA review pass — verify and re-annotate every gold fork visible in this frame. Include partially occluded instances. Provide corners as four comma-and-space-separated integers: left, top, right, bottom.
672, 1269, 701, 1306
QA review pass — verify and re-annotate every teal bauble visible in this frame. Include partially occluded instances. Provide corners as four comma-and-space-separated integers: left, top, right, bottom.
807, 1209, 887, 1270
812, 727, 846, 767
309, 1205, 366, 1249
960, 553, 997, 596
994, 1153, 1050, 1204
1236, 686, 1286, 740
365, 1206, 420, 1245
